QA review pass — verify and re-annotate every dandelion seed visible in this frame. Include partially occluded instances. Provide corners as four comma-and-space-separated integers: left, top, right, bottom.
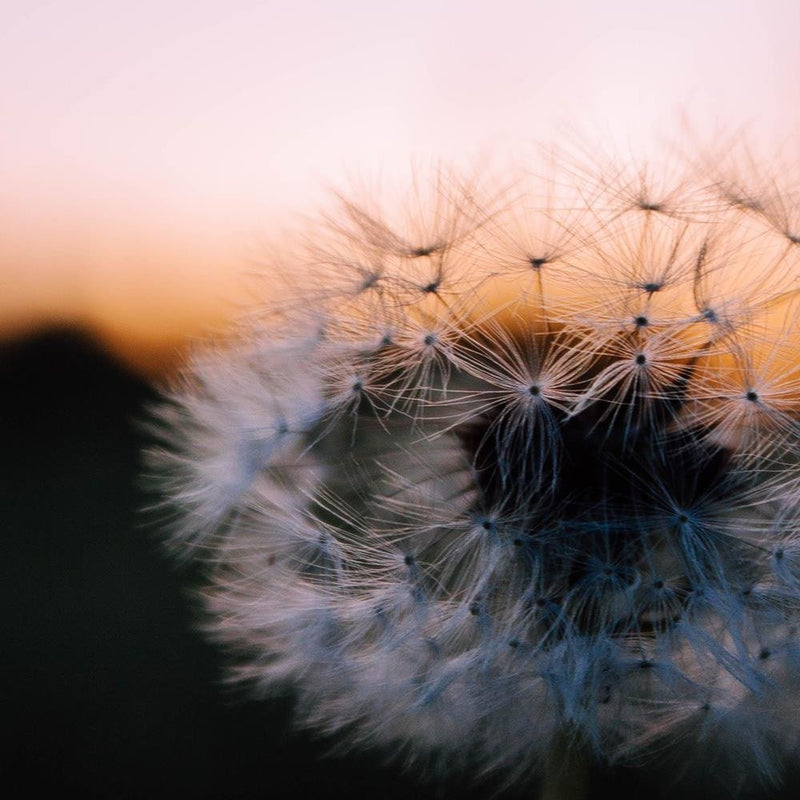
147, 149, 800, 798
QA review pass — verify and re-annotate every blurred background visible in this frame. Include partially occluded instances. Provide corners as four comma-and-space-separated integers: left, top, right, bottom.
2, 1, 800, 797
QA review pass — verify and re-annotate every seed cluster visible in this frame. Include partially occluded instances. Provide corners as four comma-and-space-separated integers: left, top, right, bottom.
150, 152, 800, 793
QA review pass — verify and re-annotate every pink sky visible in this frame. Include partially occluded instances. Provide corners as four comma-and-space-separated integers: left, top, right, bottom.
2, 0, 799, 370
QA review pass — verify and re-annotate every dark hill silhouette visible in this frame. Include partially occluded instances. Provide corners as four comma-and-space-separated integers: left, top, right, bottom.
0, 327, 477, 800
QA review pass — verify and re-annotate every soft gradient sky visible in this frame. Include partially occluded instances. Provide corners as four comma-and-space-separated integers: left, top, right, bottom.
2, 0, 799, 372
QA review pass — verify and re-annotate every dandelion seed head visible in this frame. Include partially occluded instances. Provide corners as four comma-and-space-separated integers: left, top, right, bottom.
147, 147, 800, 794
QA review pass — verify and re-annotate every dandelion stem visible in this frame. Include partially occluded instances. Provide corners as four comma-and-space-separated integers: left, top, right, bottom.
540, 732, 589, 800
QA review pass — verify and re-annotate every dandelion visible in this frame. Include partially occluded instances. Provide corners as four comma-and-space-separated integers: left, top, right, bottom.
148, 147, 800, 798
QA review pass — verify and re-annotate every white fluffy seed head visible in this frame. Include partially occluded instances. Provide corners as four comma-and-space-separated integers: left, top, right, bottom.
147, 146, 800, 794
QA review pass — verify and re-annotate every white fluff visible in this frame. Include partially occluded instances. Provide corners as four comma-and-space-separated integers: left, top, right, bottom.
148, 150, 800, 794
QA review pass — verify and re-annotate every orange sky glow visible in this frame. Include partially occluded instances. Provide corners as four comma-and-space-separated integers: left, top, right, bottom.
2, 1, 799, 375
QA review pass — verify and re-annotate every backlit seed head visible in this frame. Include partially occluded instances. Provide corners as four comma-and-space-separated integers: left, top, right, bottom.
148, 149, 800, 795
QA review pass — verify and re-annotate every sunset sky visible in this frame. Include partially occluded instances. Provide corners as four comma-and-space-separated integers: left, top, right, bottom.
3, 0, 799, 374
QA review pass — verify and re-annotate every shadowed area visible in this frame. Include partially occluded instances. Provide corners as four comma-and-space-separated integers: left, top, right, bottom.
0, 326, 796, 799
